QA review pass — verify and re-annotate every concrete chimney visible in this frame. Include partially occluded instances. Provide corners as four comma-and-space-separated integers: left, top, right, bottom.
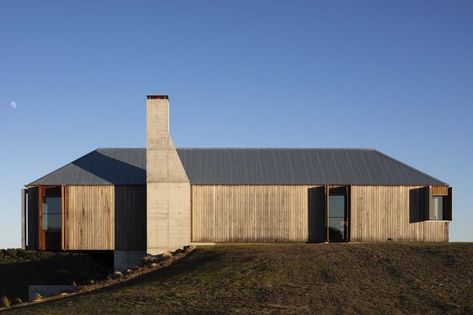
146, 95, 190, 254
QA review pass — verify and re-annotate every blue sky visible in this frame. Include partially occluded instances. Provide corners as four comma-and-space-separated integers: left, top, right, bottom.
0, 1, 472, 247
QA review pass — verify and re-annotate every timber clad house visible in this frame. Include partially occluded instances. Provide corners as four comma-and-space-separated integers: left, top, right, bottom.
21, 95, 452, 267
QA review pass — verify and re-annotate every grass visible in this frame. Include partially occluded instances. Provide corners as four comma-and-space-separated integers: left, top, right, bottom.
4, 243, 473, 314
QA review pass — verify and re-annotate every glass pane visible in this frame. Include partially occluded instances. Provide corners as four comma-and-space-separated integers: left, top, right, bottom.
329, 218, 346, 242
329, 195, 345, 217
43, 197, 61, 214
432, 197, 443, 220
42, 214, 61, 230
42, 197, 61, 230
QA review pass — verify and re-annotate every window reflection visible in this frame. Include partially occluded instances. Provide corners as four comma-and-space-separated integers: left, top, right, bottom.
42, 197, 61, 231
329, 195, 347, 242
432, 196, 444, 220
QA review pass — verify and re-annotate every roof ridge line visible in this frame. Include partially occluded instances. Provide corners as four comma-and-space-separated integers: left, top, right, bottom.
97, 147, 144, 150
176, 147, 376, 150
95, 147, 377, 150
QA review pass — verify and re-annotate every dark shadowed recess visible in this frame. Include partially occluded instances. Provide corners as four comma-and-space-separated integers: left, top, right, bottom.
0, 250, 113, 302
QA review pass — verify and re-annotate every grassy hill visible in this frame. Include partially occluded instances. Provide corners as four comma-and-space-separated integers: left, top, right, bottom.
5, 243, 473, 314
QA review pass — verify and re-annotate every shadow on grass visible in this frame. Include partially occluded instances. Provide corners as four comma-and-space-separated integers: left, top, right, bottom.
86, 250, 222, 295
0, 252, 111, 302
5, 249, 221, 310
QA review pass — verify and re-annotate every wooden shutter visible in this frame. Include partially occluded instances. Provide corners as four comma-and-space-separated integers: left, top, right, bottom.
27, 187, 39, 250
308, 186, 326, 243
422, 186, 431, 221
444, 187, 453, 221
325, 185, 330, 242
346, 185, 351, 242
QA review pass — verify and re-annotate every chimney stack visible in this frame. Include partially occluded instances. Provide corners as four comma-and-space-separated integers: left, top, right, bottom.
146, 95, 190, 254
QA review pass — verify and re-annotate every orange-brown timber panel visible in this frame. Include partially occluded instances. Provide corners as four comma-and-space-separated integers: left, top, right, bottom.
350, 185, 448, 242
432, 185, 449, 196
64, 185, 115, 250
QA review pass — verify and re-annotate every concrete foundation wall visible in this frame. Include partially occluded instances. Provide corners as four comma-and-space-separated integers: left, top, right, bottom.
114, 250, 147, 271
146, 96, 190, 255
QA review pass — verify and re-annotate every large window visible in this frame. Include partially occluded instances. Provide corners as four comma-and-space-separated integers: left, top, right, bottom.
329, 195, 347, 242
431, 196, 444, 221
42, 197, 61, 230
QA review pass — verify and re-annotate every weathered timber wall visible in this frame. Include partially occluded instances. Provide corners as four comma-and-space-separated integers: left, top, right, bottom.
64, 185, 115, 250
191, 185, 317, 242
350, 185, 448, 242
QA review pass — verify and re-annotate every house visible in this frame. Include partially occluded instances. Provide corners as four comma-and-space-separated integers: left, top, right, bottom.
21, 95, 452, 267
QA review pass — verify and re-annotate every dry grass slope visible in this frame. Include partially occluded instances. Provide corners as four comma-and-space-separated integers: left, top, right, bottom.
5, 243, 473, 314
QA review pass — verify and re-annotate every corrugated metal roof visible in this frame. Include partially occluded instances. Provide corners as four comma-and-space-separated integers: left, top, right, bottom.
28, 148, 146, 186
27, 148, 447, 186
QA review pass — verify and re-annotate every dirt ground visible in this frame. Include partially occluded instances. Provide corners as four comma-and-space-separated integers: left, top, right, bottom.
4, 243, 473, 314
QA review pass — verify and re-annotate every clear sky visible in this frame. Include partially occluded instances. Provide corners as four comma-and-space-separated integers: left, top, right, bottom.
0, 1, 472, 248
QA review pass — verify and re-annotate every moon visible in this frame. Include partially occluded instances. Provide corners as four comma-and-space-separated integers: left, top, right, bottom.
10, 101, 17, 109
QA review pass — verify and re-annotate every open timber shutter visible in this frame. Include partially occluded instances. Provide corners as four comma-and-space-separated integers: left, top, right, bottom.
325, 185, 330, 242
346, 185, 351, 242
444, 187, 453, 221
308, 186, 326, 243
421, 186, 431, 221
27, 187, 39, 250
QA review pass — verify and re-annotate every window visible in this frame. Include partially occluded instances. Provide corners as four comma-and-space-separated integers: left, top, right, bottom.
329, 195, 347, 242
42, 197, 61, 230
431, 196, 444, 220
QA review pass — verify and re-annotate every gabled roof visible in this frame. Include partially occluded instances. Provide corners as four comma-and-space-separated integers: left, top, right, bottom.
27, 148, 447, 186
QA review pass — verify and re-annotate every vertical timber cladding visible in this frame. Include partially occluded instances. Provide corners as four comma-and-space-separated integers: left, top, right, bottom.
146, 96, 190, 254
115, 185, 147, 250
64, 185, 115, 250
192, 185, 320, 242
350, 186, 448, 242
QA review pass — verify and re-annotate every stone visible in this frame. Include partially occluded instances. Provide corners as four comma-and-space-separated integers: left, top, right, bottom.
107, 271, 123, 280
28, 286, 75, 302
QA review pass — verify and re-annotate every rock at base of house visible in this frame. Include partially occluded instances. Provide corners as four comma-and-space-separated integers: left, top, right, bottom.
141, 251, 173, 266
28, 285, 75, 302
